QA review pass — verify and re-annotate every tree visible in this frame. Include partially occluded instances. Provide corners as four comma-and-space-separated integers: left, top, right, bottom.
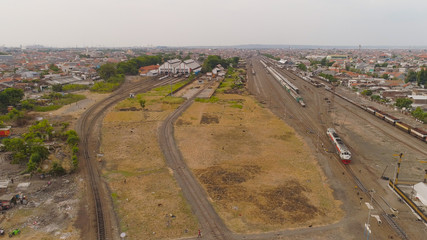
49, 63, 61, 73
395, 98, 413, 109
411, 107, 427, 123
405, 70, 417, 83
370, 95, 381, 101
52, 84, 63, 92
416, 68, 427, 87
97, 62, 117, 80
361, 89, 373, 96
0, 88, 24, 113
297, 63, 307, 71
381, 73, 389, 80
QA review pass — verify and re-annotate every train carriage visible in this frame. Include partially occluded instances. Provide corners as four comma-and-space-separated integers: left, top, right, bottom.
410, 128, 427, 141
366, 106, 376, 114
327, 128, 351, 164
374, 110, 386, 120
395, 122, 412, 133
384, 114, 400, 125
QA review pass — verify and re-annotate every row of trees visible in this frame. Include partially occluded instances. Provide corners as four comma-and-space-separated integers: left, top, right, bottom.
97, 55, 163, 80
405, 68, 427, 87
201, 55, 239, 73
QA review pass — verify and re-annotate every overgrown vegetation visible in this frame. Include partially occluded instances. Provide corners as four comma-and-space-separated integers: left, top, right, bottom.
0, 88, 24, 113
93, 55, 162, 92
91, 74, 125, 93
405, 68, 427, 87
24, 92, 86, 112
411, 107, 427, 123
62, 84, 90, 92
201, 55, 239, 73
215, 68, 244, 93
297, 63, 307, 71
319, 73, 337, 82
395, 98, 413, 109
2, 119, 79, 174
360, 89, 373, 96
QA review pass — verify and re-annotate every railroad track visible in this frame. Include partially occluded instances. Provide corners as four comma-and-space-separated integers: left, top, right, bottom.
259, 61, 409, 239
159, 83, 231, 240
77, 76, 184, 240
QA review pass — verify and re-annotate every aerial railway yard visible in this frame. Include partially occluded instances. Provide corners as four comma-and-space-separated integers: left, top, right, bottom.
76, 57, 427, 240
248, 56, 427, 239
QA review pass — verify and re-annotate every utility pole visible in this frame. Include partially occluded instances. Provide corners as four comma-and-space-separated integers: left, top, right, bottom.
365, 189, 375, 240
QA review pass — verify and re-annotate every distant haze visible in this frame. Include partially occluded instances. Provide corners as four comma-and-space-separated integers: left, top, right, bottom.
1, 0, 427, 48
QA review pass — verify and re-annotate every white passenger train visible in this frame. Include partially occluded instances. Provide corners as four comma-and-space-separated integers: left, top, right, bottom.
326, 128, 351, 164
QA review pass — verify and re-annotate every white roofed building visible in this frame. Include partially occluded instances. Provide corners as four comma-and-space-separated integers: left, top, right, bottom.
158, 59, 181, 75
158, 59, 201, 75
414, 182, 427, 206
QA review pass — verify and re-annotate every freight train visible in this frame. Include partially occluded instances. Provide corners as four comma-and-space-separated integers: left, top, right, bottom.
364, 106, 427, 142
327, 128, 352, 164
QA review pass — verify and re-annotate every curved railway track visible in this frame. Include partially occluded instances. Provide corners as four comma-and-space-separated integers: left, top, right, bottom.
159, 84, 231, 240
76, 77, 183, 240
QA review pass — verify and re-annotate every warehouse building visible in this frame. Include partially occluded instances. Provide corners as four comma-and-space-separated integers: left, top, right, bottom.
158, 59, 201, 75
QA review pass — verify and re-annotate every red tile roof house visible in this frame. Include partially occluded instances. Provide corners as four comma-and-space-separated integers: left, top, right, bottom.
139, 65, 159, 76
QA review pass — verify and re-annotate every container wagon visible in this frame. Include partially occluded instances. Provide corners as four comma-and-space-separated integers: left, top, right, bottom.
327, 128, 352, 164
395, 122, 412, 133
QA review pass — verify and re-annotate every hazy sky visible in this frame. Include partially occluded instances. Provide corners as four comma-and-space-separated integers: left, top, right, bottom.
1, 0, 426, 47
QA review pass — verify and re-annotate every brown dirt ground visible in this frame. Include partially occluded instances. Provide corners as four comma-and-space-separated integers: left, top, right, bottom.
100, 94, 199, 239
175, 93, 343, 233
0, 90, 107, 240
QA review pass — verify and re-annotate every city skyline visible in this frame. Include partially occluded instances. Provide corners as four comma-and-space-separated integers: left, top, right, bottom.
1, 0, 427, 48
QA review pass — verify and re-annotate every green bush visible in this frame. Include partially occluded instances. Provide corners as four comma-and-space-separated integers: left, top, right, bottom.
50, 162, 66, 176
34, 105, 62, 112
62, 84, 90, 92
72, 155, 78, 169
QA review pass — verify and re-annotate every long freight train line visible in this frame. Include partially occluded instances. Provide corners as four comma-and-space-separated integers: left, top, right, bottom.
331, 94, 427, 156
77, 77, 184, 240
159, 83, 231, 240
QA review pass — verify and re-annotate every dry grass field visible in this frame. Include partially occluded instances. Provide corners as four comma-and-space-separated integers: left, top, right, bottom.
100, 87, 198, 239
175, 93, 343, 233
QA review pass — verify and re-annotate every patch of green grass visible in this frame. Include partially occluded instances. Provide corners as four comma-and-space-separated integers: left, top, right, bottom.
161, 96, 185, 104
195, 96, 219, 103
90, 82, 121, 93
63, 84, 90, 92
230, 104, 243, 109
34, 105, 62, 112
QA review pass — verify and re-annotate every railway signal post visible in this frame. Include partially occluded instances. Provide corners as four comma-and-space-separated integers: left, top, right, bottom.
393, 153, 404, 185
